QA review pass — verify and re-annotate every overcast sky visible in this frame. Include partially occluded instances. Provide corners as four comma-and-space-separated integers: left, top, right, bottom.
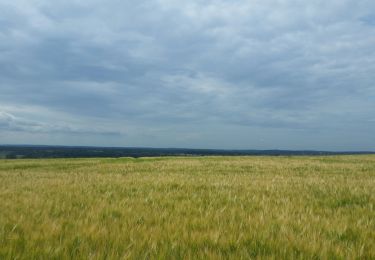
0, 0, 374, 150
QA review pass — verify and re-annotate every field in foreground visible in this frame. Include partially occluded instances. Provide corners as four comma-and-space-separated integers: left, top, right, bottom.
0, 156, 374, 259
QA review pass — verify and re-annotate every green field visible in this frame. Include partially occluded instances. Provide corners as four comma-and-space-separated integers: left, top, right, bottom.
0, 156, 374, 259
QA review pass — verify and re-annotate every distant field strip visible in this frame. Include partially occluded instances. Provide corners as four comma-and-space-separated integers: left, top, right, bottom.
0, 156, 374, 259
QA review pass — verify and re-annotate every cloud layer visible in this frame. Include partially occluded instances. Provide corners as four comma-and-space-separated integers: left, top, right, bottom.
1, 0, 374, 150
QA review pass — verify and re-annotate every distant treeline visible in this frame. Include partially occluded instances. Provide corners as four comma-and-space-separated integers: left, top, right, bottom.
0, 145, 374, 159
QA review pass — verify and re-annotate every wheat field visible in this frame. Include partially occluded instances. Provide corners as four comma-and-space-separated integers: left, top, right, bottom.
0, 156, 374, 259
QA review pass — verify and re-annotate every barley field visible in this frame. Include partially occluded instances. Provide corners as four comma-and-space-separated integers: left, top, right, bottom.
0, 156, 374, 259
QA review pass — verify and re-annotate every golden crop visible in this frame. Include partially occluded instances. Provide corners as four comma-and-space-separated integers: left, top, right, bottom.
1, 156, 374, 259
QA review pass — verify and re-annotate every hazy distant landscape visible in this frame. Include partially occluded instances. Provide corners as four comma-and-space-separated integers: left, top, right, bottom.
1, 155, 374, 258
1, 145, 374, 159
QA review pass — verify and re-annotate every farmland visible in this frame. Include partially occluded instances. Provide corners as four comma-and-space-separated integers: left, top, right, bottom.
0, 156, 374, 259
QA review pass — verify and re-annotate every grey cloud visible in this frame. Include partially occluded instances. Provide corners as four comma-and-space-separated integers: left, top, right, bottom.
0, 0, 374, 150
0, 111, 120, 136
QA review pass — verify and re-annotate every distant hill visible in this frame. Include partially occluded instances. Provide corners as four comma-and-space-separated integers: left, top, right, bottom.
0, 145, 373, 159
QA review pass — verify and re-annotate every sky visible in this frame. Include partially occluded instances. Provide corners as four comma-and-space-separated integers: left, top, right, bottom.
0, 0, 375, 151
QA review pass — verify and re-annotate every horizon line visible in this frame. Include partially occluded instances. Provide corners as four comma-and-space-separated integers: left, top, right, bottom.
1, 144, 374, 154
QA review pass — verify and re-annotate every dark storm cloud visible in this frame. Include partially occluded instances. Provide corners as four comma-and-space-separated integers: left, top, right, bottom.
0, 0, 374, 150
